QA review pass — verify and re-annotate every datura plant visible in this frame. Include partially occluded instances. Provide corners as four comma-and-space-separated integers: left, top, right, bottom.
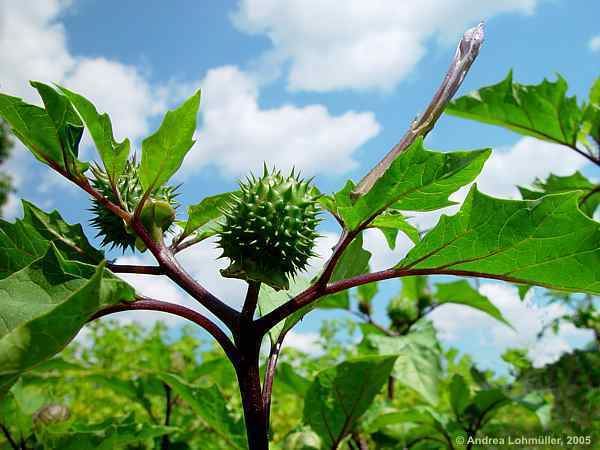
0, 23, 598, 450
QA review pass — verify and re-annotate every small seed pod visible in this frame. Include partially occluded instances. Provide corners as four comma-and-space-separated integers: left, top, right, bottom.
387, 293, 419, 329
90, 161, 178, 251
283, 428, 321, 450
33, 404, 70, 426
217, 166, 320, 290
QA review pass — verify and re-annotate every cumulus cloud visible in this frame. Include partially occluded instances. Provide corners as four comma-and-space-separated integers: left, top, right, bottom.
284, 330, 321, 354
232, 0, 539, 92
180, 66, 380, 178
0, 1, 163, 142
429, 283, 594, 368
589, 34, 600, 52
476, 137, 588, 198
0, 0, 172, 210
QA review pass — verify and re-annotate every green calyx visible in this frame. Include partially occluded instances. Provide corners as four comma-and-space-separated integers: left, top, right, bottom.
217, 166, 321, 290
90, 161, 178, 251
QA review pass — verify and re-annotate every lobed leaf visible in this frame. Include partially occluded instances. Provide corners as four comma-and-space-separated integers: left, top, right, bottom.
31, 82, 85, 174
58, 85, 130, 182
159, 373, 247, 449
337, 138, 490, 230
139, 90, 201, 192
0, 93, 65, 168
361, 323, 442, 405
446, 71, 583, 147
0, 200, 103, 279
0, 248, 134, 395
398, 187, 600, 294
518, 171, 599, 218
302, 355, 397, 449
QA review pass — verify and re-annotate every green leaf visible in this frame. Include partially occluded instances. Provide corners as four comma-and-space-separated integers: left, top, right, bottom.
370, 210, 420, 249
42, 414, 176, 450
0, 200, 103, 279
303, 355, 397, 449
580, 77, 600, 149
181, 191, 236, 239
276, 362, 311, 397
257, 277, 312, 345
139, 90, 201, 191
338, 138, 490, 230
159, 373, 247, 449
361, 324, 442, 405
0, 249, 134, 395
30, 82, 85, 175
0, 93, 64, 168
434, 280, 512, 328
57, 85, 130, 182
469, 388, 510, 418
446, 71, 583, 147
518, 172, 599, 218
398, 187, 600, 294
449, 374, 471, 416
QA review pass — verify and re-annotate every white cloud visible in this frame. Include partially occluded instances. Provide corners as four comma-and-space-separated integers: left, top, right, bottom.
180, 66, 380, 178
284, 330, 321, 354
476, 137, 587, 198
0, 0, 172, 207
232, 0, 539, 92
589, 34, 600, 52
429, 283, 594, 368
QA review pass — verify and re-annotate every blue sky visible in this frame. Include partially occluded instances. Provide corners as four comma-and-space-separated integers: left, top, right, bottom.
1, 0, 599, 373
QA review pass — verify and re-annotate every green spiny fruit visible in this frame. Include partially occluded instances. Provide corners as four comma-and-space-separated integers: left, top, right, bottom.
90, 160, 178, 251
387, 293, 419, 330
217, 166, 320, 290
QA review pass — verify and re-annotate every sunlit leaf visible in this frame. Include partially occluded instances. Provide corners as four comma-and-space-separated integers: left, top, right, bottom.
398, 187, 600, 294
446, 71, 582, 147
140, 90, 200, 191
0, 249, 134, 395
58, 85, 130, 182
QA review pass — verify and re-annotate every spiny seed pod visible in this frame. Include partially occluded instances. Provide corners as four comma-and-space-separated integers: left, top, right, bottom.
387, 293, 419, 329
217, 166, 320, 290
90, 160, 178, 251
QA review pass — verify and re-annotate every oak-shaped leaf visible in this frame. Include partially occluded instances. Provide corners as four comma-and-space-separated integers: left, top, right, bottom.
398, 187, 600, 294
446, 71, 582, 147
0, 247, 134, 395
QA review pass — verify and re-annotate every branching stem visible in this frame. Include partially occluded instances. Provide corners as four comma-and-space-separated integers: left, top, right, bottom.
107, 263, 164, 275
90, 297, 239, 364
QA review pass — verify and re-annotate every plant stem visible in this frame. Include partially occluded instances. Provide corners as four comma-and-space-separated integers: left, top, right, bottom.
262, 335, 284, 435
90, 297, 239, 364
235, 335, 269, 450
242, 281, 261, 322
107, 263, 164, 275
128, 221, 240, 331
161, 382, 173, 450
0, 424, 18, 450
256, 266, 554, 336
351, 432, 369, 450
352, 22, 485, 197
